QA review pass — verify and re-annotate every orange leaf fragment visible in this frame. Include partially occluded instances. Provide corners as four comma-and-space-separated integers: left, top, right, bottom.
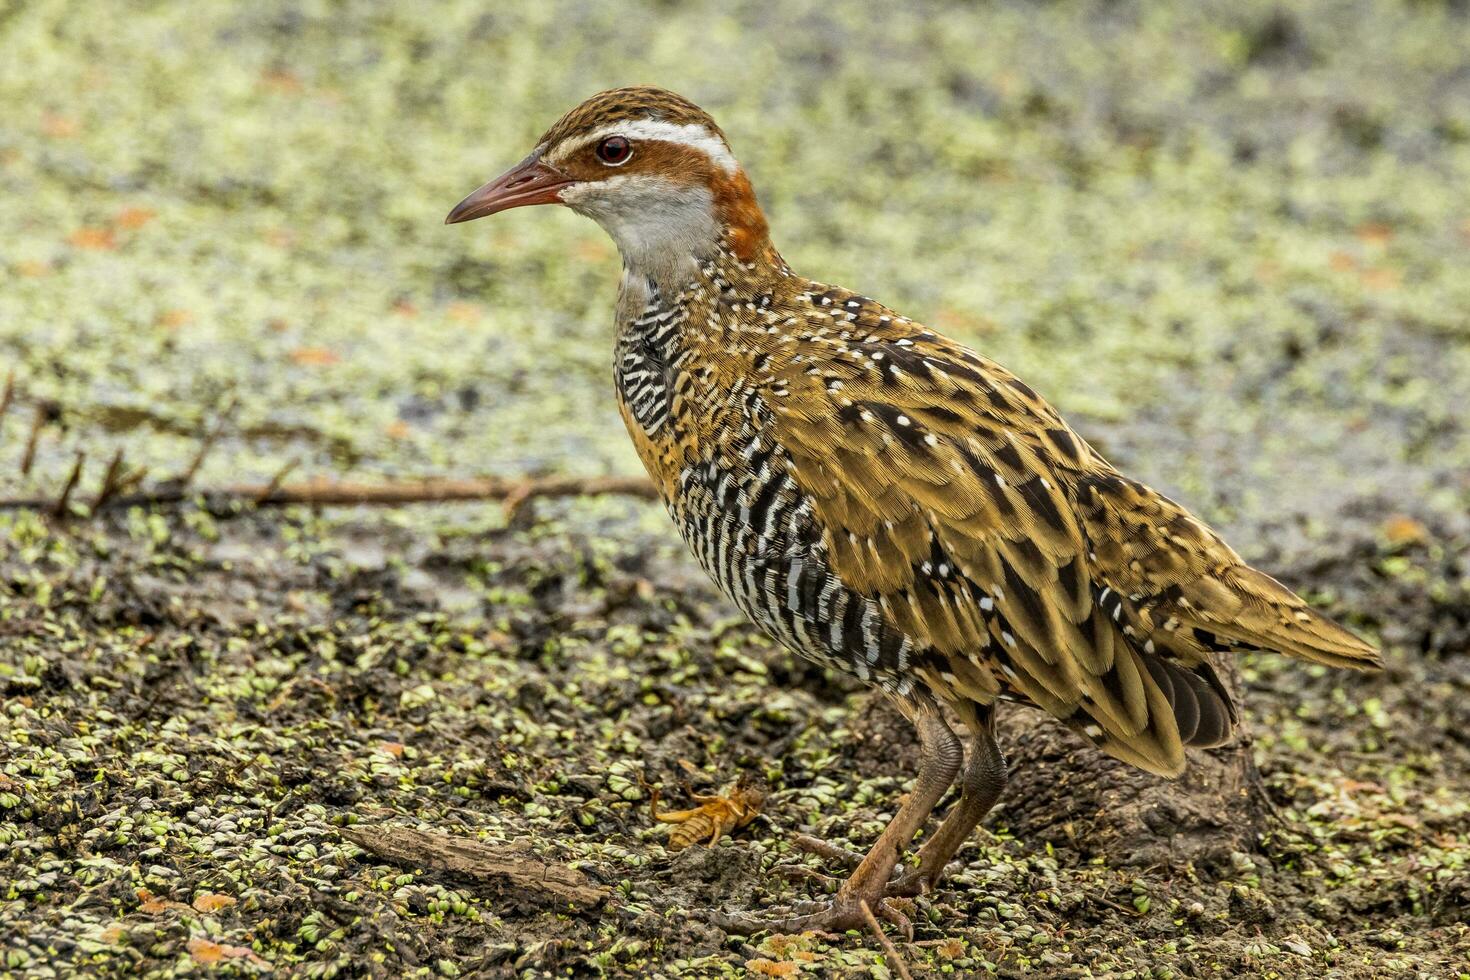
288, 346, 341, 367
935, 937, 968, 960
746, 959, 800, 977
1339, 779, 1385, 794
41, 113, 78, 138
69, 227, 116, 251
189, 938, 226, 964
1381, 514, 1428, 546
573, 238, 613, 262
192, 893, 237, 913
933, 306, 999, 336
1359, 266, 1400, 291
156, 309, 193, 330
1354, 222, 1393, 246
384, 420, 411, 440
377, 741, 405, 757
136, 889, 190, 914
115, 207, 156, 230
260, 68, 303, 94
187, 936, 270, 969
446, 301, 482, 324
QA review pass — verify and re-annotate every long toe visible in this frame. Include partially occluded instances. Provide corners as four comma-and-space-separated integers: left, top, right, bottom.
789, 834, 915, 884
865, 897, 915, 942
707, 895, 914, 939
790, 833, 869, 869
774, 864, 845, 889
707, 900, 864, 936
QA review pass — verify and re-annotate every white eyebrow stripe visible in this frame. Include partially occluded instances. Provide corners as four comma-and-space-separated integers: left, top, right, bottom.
565, 121, 738, 174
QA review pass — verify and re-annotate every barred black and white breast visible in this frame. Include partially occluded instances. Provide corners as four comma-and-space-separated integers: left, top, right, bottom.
615, 280, 917, 695
669, 416, 919, 697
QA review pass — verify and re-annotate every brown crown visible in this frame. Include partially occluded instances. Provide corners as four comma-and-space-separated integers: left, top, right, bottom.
537, 87, 726, 148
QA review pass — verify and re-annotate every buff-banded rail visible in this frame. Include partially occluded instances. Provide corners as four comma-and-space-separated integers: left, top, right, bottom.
446, 87, 1381, 936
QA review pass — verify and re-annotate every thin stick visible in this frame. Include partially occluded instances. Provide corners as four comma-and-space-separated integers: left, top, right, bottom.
0, 473, 659, 514
501, 480, 536, 522
177, 421, 221, 490
177, 397, 237, 489
117, 464, 149, 498
92, 449, 126, 511
1092, 894, 1143, 918
0, 371, 14, 428
859, 899, 913, 980
255, 460, 299, 504
53, 451, 86, 518
20, 403, 48, 475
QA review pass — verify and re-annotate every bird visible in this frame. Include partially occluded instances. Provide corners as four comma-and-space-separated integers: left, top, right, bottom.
445, 86, 1382, 935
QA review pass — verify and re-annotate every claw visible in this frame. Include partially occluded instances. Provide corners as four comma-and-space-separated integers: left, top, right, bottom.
873, 897, 914, 942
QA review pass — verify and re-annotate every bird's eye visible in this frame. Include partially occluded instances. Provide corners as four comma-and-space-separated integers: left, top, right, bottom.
595, 136, 632, 165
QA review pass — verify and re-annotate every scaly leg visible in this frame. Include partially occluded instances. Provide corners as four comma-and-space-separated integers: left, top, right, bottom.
887, 703, 1006, 897
709, 701, 963, 936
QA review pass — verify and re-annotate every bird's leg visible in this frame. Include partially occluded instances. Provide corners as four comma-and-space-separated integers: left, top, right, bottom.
888, 704, 1006, 898
710, 704, 962, 937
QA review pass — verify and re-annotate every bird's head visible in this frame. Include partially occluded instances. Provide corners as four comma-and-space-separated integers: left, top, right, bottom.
446, 87, 774, 284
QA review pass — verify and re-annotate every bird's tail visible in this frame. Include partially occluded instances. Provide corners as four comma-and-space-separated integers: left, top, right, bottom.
1205, 565, 1383, 671
1061, 648, 1239, 779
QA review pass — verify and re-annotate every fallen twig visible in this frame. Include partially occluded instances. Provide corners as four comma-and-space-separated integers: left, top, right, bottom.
0, 371, 14, 428
20, 402, 54, 475
340, 825, 609, 907
177, 398, 237, 489
1092, 893, 1144, 918
0, 473, 658, 514
117, 464, 149, 499
860, 898, 914, 980
255, 459, 299, 504
93, 449, 127, 511
53, 451, 86, 518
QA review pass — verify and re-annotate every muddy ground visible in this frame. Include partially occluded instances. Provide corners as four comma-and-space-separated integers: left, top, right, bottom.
1, 497, 1467, 977
3, 0, 1470, 976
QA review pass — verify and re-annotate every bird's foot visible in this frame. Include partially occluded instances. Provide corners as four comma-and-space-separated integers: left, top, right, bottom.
707, 894, 913, 939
